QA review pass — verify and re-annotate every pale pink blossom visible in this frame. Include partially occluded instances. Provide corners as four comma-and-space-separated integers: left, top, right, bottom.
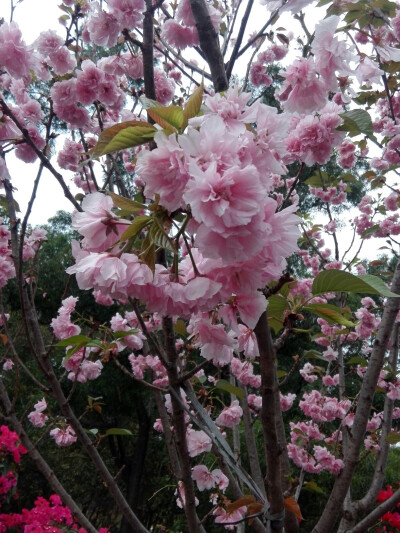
35, 30, 64, 55
300, 362, 318, 383
237, 325, 259, 359
108, 0, 145, 29
191, 465, 216, 491
2, 359, 13, 371
213, 505, 246, 530
154, 69, 175, 105
161, 20, 199, 49
280, 393, 296, 411
76, 60, 105, 105
186, 429, 212, 457
0, 22, 33, 79
322, 374, 339, 387
323, 347, 338, 361
71, 192, 127, 253
50, 425, 77, 447
85, 6, 120, 47
215, 400, 243, 428
48, 47, 76, 75
278, 58, 327, 113
312, 15, 355, 91
28, 398, 48, 428
15, 127, 46, 164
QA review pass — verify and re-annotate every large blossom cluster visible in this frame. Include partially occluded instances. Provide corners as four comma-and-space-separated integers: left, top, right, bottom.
68, 88, 301, 330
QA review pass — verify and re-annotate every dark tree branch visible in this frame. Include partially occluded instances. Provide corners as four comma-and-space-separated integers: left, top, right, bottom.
189, 0, 228, 92
225, 0, 254, 81
254, 310, 285, 532
0, 99, 82, 212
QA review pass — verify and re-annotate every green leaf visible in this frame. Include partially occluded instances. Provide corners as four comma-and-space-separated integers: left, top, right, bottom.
88, 428, 99, 435
147, 106, 183, 132
140, 232, 156, 274
361, 224, 380, 238
91, 121, 157, 158
107, 191, 146, 213
182, 81, 204, 130
120, 215, 152, 241
0, 194, 20, 213
268, 294, 289, 334
303, 349, 327, 362
277, 369, 287, 379
304, 303, 356, 327
56, 335, 92, 347
149, 218, 176, 253
338, 109, 374, 137
386, 432, 400, 444
346, 356, 368, 365
105, 428, 133, 436
112, 330, 139, 339
215, 379, 245, 399
64, 342, 88, 361
174, 318, 187, 337
312, 270, 400, 298
140, 96, 162, 109
303, 481, 325, 494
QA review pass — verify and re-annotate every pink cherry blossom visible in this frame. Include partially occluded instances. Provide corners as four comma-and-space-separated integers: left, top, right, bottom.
71, 192, 128, 253
161, 20, 199, 50
49, 425, 77, 447
0, 22, 33, 80
186, 429, 212, 457
277, 58, 327, 113
215, 400, 243, 428
191, 465, 216, 491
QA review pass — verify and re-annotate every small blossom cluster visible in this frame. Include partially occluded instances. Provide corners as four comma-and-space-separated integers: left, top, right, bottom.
0, 493, 111, 533
0, 218, 15, 289
376, 485, 400, 532
288, 421, 344, 475
160, 0, 220, 50
27, 398, 48, 428
0, 425, 27, 507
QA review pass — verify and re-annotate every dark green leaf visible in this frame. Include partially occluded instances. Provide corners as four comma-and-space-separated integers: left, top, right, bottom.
215, 379, 245, 399
105, 428, 133, 436
304, 303, 356, 327
56, 335, 92, 347
386, 432, 400, 444
120, 215, 152, 241
112, 330, 139, 339
91, 121, 157, 158
303, 349, 326, 362
107, 191, 146, 213
303, 481, 325, 494
338, 109, 373, 137
268, 294, 289, 334
346, 356, 368, 365
312, 270, 400, 298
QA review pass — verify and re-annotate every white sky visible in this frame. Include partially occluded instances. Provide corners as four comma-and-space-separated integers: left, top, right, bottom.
2, 0, 78, 226
0, 0, 396, 264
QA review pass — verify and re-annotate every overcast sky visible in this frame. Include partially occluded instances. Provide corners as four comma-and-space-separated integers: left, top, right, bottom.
0, 1, 395, 264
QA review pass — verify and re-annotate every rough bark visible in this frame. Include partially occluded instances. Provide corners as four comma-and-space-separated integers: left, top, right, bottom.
254, 310, 285, 533
188, 0, 228, 92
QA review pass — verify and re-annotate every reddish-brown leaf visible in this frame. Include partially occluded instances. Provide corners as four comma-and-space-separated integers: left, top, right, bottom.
226, 495, 256, 513
284, 497, 303, 520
